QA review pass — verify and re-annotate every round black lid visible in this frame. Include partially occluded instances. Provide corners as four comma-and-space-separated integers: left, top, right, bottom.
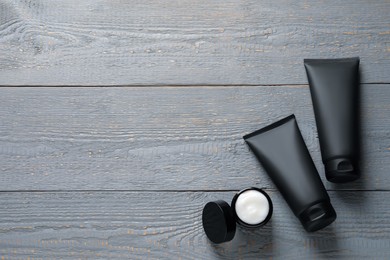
202, 200, 236, 244
325, 158, 360, 183
298, 200, 337, 232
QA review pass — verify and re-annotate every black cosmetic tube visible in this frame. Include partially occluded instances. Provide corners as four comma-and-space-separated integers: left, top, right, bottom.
244, 115, 336, 232
304, 57, 360, 183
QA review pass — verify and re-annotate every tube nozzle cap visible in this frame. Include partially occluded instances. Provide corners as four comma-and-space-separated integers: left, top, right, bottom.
298, 201, 336, 232
325, 158, 360, 183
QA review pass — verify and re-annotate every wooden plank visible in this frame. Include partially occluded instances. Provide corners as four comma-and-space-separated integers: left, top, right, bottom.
0, 191, 389, 259
0, 85, 388, 191
0, 0, 389, 85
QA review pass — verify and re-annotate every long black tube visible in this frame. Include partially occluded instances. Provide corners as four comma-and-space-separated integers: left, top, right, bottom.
304, 57, 360, 183
244, 115, 336, 232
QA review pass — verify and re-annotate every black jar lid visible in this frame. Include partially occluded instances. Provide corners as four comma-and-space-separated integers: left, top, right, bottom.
202, 200, 236, 244
202, 188, 273, 243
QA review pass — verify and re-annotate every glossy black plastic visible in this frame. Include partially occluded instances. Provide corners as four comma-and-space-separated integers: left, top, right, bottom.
244, 115, 336, 232
304, 57, 360, 183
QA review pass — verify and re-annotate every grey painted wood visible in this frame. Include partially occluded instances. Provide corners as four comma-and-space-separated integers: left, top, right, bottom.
0, 0, 389, 85
0, 191, 389, 259
0, 85, 389, 191
1, 1, 388, 259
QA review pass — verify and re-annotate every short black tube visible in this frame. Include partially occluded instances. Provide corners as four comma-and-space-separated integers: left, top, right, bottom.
304, 57, 360, 183
244, 115, 336, 232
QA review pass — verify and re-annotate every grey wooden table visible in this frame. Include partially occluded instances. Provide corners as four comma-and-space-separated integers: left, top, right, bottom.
0, 0, 389, 259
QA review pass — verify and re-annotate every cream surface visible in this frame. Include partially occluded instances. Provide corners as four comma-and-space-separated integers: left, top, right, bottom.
235, 190, 269, 225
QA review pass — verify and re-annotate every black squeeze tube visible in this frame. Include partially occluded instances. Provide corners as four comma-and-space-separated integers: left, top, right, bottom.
244, 115, 336, 232
304, 57, 360, 183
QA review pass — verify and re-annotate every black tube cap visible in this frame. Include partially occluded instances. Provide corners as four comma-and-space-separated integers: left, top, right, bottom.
325, 158, 360, 183
298, 201, 337, 232
202, 200, 236, 243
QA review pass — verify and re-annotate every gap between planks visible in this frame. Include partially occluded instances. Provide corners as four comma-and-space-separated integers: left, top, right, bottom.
0, 189, 390, 193
0, 83, 389, 88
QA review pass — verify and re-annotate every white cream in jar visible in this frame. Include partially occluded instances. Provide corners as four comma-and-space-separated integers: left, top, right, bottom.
231, 188, 272, 228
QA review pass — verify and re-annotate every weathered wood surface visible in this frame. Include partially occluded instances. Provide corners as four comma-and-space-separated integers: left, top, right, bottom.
0, 85, 389, 191
0, 191, 389, 259
1, 0, 389, 258
0, 0, 389, 85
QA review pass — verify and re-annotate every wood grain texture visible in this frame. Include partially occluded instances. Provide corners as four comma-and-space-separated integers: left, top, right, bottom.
0, 0, 389, 85
0, 191, 389, 259
0, 85, 389, 191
